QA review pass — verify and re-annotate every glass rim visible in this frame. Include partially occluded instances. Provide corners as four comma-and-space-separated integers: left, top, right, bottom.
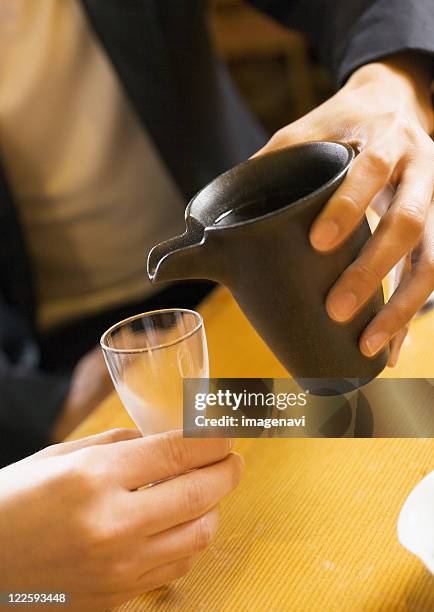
100, 308, 204, 354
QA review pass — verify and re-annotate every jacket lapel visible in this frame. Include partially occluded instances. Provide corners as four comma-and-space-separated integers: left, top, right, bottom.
0, 166, 35, 321
80, 1, 265, 197
80, 0, 188, 191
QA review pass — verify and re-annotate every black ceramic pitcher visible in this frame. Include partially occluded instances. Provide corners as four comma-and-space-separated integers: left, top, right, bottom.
148, 142, 388, 392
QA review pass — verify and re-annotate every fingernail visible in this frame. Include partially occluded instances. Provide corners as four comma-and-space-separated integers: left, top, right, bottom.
328, 291, 358, 322
310, 219, 340, 250
363, 331, 389, 356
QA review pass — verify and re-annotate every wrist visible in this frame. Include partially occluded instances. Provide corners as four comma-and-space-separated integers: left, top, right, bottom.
344, 53, 433, 133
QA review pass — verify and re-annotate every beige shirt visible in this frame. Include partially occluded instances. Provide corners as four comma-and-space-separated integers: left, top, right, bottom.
0, 0, 185, 330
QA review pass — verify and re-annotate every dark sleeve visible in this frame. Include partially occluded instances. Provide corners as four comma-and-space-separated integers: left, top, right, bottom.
248, 0, 434, 84
0, 369, 70, 467
0, 303, 70, 467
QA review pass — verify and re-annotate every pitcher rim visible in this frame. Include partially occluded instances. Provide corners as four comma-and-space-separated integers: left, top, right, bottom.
188, 141, 355, 232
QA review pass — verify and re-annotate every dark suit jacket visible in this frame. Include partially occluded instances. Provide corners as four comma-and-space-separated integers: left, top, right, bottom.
1, 0, 433, 464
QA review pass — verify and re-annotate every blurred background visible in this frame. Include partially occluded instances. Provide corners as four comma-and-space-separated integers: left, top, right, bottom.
210, 0, 334, 133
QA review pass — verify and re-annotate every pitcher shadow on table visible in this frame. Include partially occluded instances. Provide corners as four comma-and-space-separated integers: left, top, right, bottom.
212, 378, 432, 438
357, 378, 434, 438
306, 378, 434, 438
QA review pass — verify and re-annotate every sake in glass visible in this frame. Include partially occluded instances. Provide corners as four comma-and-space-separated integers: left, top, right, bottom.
100, 309, 208, 435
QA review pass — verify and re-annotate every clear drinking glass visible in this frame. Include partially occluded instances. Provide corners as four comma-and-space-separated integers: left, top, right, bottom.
100, 309, 208, 436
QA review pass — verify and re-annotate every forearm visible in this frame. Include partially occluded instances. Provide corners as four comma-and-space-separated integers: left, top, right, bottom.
250, 0, 434, 88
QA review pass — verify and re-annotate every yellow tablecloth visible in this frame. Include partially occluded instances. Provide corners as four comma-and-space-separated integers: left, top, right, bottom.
69, 288, 434, 611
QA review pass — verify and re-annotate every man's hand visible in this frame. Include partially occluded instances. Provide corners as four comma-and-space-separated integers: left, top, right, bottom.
257, 52, 434, 367
0, 429, 243, 611
51, 346, 113, 441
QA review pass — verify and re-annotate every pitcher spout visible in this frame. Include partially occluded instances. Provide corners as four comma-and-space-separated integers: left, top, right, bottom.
147, 219, 211, 284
